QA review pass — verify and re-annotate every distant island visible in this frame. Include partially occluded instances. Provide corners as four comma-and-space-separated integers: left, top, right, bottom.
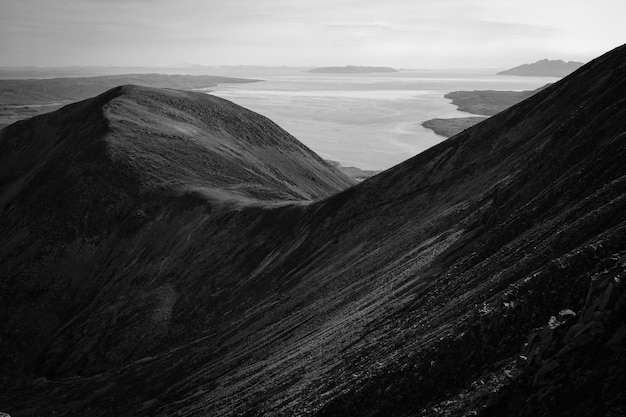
308, 65, 398, 74
498, 59, 584, 77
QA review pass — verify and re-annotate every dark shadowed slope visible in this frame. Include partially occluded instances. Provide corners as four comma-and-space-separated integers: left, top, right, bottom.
307, 43, 626, 417
0, 84, 352, 400
1, 45, 626, 417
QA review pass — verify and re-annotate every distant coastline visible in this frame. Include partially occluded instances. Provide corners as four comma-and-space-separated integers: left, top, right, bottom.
422, 117, 488, 138
0, 73, 260, 128
308, 65, 398, 74
444, 89, 540, 116
421, 87, 546, 138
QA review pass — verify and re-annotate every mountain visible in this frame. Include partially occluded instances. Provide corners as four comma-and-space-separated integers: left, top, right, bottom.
307, 65, 398, 73
498, 59, 585, 77
0, 85, 352, 204
1, 44, 626, 417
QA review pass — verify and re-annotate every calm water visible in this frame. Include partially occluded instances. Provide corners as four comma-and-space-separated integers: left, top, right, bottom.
208, 70, 557, 170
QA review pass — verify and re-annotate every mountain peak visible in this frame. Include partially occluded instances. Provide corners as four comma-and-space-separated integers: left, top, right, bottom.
1, 85, 353, 207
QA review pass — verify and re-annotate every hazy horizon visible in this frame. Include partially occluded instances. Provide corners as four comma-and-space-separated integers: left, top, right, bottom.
1, 0, 625, 69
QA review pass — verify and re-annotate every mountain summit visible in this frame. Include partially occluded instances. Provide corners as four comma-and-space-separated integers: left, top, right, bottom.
1, 44, 625, 416
1, 85, 352, 206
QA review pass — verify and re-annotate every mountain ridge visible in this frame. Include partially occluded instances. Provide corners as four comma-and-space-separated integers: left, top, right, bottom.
1, 44, 625, 416
2, 85, 353, 206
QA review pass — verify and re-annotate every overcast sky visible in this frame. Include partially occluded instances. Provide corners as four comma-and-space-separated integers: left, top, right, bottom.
1, 0, 624, 68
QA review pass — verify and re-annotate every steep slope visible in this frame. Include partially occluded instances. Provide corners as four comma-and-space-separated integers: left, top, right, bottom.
0, 85, 352, 385
1, 44, 625, 417
497, 59, 584, 76
305, 44, 626, 417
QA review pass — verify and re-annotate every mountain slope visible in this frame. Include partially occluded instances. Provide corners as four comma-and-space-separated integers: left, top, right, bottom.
308, 44, 626, 417
1, 44, 626, 417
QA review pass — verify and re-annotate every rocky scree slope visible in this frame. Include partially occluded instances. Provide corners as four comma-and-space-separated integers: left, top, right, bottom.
1, 44, 626, 416
308, 44, 626, 417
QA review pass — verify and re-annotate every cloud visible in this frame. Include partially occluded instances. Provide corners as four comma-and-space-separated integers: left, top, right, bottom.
1, 0, 624, 67
325, 21, 400, 30
474, 20, 560, 37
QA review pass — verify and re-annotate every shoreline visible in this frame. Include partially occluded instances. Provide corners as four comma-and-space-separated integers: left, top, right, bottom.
421, 87, 546, 138
422, 116, 488, 138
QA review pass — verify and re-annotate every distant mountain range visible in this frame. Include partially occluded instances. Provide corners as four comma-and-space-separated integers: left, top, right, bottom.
308, 65, 398, 73
1, 45, 626, 417
498, 59, 584, 76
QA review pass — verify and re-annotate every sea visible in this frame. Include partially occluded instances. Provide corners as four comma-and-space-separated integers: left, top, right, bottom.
206, 69, 557, 171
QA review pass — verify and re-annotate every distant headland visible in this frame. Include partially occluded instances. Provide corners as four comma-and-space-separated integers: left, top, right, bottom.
307, 65, 398, 74
497, 59, 584, 77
